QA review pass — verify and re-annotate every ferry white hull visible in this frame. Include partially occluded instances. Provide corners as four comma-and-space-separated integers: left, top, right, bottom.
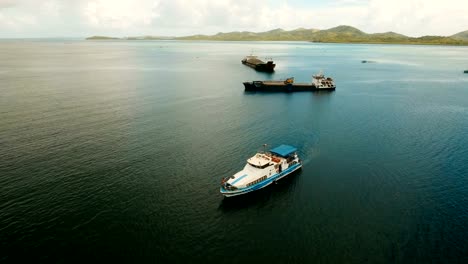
220, 162, 302, 197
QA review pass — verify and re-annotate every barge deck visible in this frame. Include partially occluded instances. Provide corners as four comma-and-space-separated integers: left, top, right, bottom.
243, 73, 336, 92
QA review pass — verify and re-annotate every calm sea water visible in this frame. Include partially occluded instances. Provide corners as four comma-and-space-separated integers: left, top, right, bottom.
1, 40, 468, 262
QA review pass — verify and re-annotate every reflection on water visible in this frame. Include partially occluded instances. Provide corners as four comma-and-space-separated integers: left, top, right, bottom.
218, 170, 302, 212
1, 40, 468, 262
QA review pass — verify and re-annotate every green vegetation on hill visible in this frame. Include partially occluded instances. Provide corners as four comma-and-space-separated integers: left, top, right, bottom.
125, 36, 174, 40
179, 25, 468, 45
306, 26, 467, 45
86, 26, 468, 45
86, 36, 119, 40
451, 30, 468, 40
86, 35, 173, 40
177, 28, 321, 41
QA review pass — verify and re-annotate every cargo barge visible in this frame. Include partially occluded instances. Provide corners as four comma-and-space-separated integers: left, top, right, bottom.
243, 72, 336, 92
241, 55, 275, 72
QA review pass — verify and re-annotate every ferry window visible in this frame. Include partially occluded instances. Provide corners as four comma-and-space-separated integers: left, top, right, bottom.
249, 163, 269, 169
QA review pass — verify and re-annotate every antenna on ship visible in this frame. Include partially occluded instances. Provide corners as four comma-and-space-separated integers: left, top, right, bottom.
262, 144, 268, 153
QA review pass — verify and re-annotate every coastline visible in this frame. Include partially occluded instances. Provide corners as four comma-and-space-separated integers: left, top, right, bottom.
86, 25, 468, 46
85, 37, 468, 47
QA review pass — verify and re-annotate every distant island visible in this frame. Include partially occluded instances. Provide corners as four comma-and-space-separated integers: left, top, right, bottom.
87, 35, 174, 40
86, 36, 120, 40
86, 25, 468, 45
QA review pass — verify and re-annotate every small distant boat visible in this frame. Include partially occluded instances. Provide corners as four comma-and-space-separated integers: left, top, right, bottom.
464, 70, 468, 74
241, 55, 275, 72
243, 71, 336, 92
220, 145, 302, 197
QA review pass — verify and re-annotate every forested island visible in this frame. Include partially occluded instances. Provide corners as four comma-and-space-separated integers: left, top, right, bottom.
87, 25, 468, 46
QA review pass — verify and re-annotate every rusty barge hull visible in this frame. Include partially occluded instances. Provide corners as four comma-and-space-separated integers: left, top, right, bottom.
241, 58, 275, 72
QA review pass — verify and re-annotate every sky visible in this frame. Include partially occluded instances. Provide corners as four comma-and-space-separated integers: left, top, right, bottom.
0, 0, 467, 38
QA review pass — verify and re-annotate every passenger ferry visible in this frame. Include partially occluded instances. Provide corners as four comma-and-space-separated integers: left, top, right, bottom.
220, 145, 302, 197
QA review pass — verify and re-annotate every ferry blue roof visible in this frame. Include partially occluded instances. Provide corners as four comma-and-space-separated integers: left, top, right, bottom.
270, 145, 297, 157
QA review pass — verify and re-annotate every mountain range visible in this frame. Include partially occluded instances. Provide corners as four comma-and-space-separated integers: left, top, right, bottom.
87, 25, 468, 45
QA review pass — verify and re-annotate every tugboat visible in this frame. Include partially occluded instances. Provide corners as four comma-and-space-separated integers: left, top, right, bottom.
241, 55, 275, 72
220, 145, 302, 197
243, 71, 336, 92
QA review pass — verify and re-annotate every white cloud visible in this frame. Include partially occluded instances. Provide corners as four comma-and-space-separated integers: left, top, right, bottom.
0, 0, 19, 9
365, 0, 468, 36
149, 0, 367, 35
0, 1, 88, 37
91, 0, 468, 36
151, 0, 263, 30
84, 0, 155, 29
0, 0, 36, 32
41, 0, 60, 18
0, 0, 467, 37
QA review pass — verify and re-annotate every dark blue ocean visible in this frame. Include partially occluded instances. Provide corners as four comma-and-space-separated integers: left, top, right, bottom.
1, 40, 468, 263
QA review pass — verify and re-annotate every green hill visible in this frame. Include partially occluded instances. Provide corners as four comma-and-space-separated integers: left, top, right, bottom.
86, 35, 172, 40
451, 30, 468, 40
176, 28, 320, 41
178, 25, 468, 45
86, 36, 119, 40
86, 26, 468, 45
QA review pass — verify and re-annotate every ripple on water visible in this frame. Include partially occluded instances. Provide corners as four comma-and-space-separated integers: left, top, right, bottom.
1, 40, 468, 262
